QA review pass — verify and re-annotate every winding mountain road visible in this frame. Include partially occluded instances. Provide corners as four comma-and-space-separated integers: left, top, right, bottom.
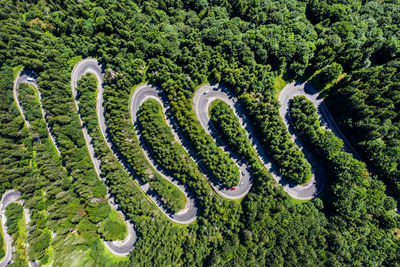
0, 190, 32, 266
72, 59, 198, 224
0, 191, 21, 266
130, 84, 198, 223
14, 66, 136, 257
133, 85, 251, 200
193, 85, 254, 199
12, 58, 365, 262
71, 60, 137, 255
194, 81, 364, 200
195, 83, 326, 200
279, 82, 362, 160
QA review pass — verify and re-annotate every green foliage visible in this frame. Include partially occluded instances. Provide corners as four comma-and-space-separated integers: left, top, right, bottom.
88, 73, 187, 213
137, 98, 212, 202
148, 58, 240, 188
0, 223, 4, 260
210, 100, 255, 161
17, 84, 41, 122
75, 68, 190, 264
239, 92, 311, 184
86, 201, 111, 224
98, 209, 127, 241
311, 62, 343, 87
27, 228, 51, 261
290, 96, 400, 264
5, 202, 23, 236
77, 73, 187, 213
1, 0, 400, 265
5, 202, 27, 266
0, 65, 30, 193
327, 61, 400, 193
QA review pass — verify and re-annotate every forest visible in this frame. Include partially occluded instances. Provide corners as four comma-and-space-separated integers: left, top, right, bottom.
0, 0, 399, 266
210, 100, 256, 162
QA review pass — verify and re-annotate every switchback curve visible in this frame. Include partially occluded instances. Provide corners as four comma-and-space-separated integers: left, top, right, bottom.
279, 82, 362, 161
133, 84, 251, 200
71, 60, 137, 255
130, 84, 198, 223
194, 83, 327, 200
14, 66, 136, 257
0, 190, 31, 266
72, 59, 198, 224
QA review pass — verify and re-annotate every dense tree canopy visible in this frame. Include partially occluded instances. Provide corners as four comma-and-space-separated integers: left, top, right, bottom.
0, 0, 399, 265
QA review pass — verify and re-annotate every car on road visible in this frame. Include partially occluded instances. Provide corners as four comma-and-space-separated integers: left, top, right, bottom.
240, 182, 243, 186
241, 171, 245, 175
203, 90, 209, 95
230, 187, 236, 191
27, 77, 34, 82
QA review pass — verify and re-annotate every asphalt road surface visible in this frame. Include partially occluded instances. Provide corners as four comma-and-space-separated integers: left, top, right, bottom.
193, 85, 252, 199
0, 191, 22, 266
14, 64, 137, 257
194, 83, 326, 200
0, 191, 34, 267
279, 82, 362, 161
71, 59, 137, 255
12, 59, 374, 260
72, 59, 198, 224
14, 70, 61, 155
130, 84, 199, 222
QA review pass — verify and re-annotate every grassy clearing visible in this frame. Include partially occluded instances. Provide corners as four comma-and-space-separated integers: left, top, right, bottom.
99, 208, 128, 241
301, 172, 312, 185
208, 99, 221, 115
320, 72, 347, 94
109, 209, 128, 240
13, 65, 24, 80
31, 149, 37, 169
53, 233, 130, 266
68, 56, 82, 70
232, 198, 243, 205
0, 218, 5, 261
273, 75, 287, 98
289, 197, 310, 204
307, 69, 347, 96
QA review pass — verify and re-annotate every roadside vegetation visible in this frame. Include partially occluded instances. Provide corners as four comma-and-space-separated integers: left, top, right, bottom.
146, 64, 240, 188
137, 99, 212, 203
209, 100, 256, 162
290, 95, 399, 250
0, 0, 400, 266
0, 221, 4, 260
239, 91, 311, 184
5, 202, 27, 265
326, 63, 400, 194
16, 70, 125, 263
72, 67, 192, 264
76, 73, 186, 213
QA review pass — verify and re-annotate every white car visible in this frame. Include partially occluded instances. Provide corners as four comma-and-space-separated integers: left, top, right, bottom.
27, 77, 34, 82
203, 90, 209, 95
241, 171, 245, 175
